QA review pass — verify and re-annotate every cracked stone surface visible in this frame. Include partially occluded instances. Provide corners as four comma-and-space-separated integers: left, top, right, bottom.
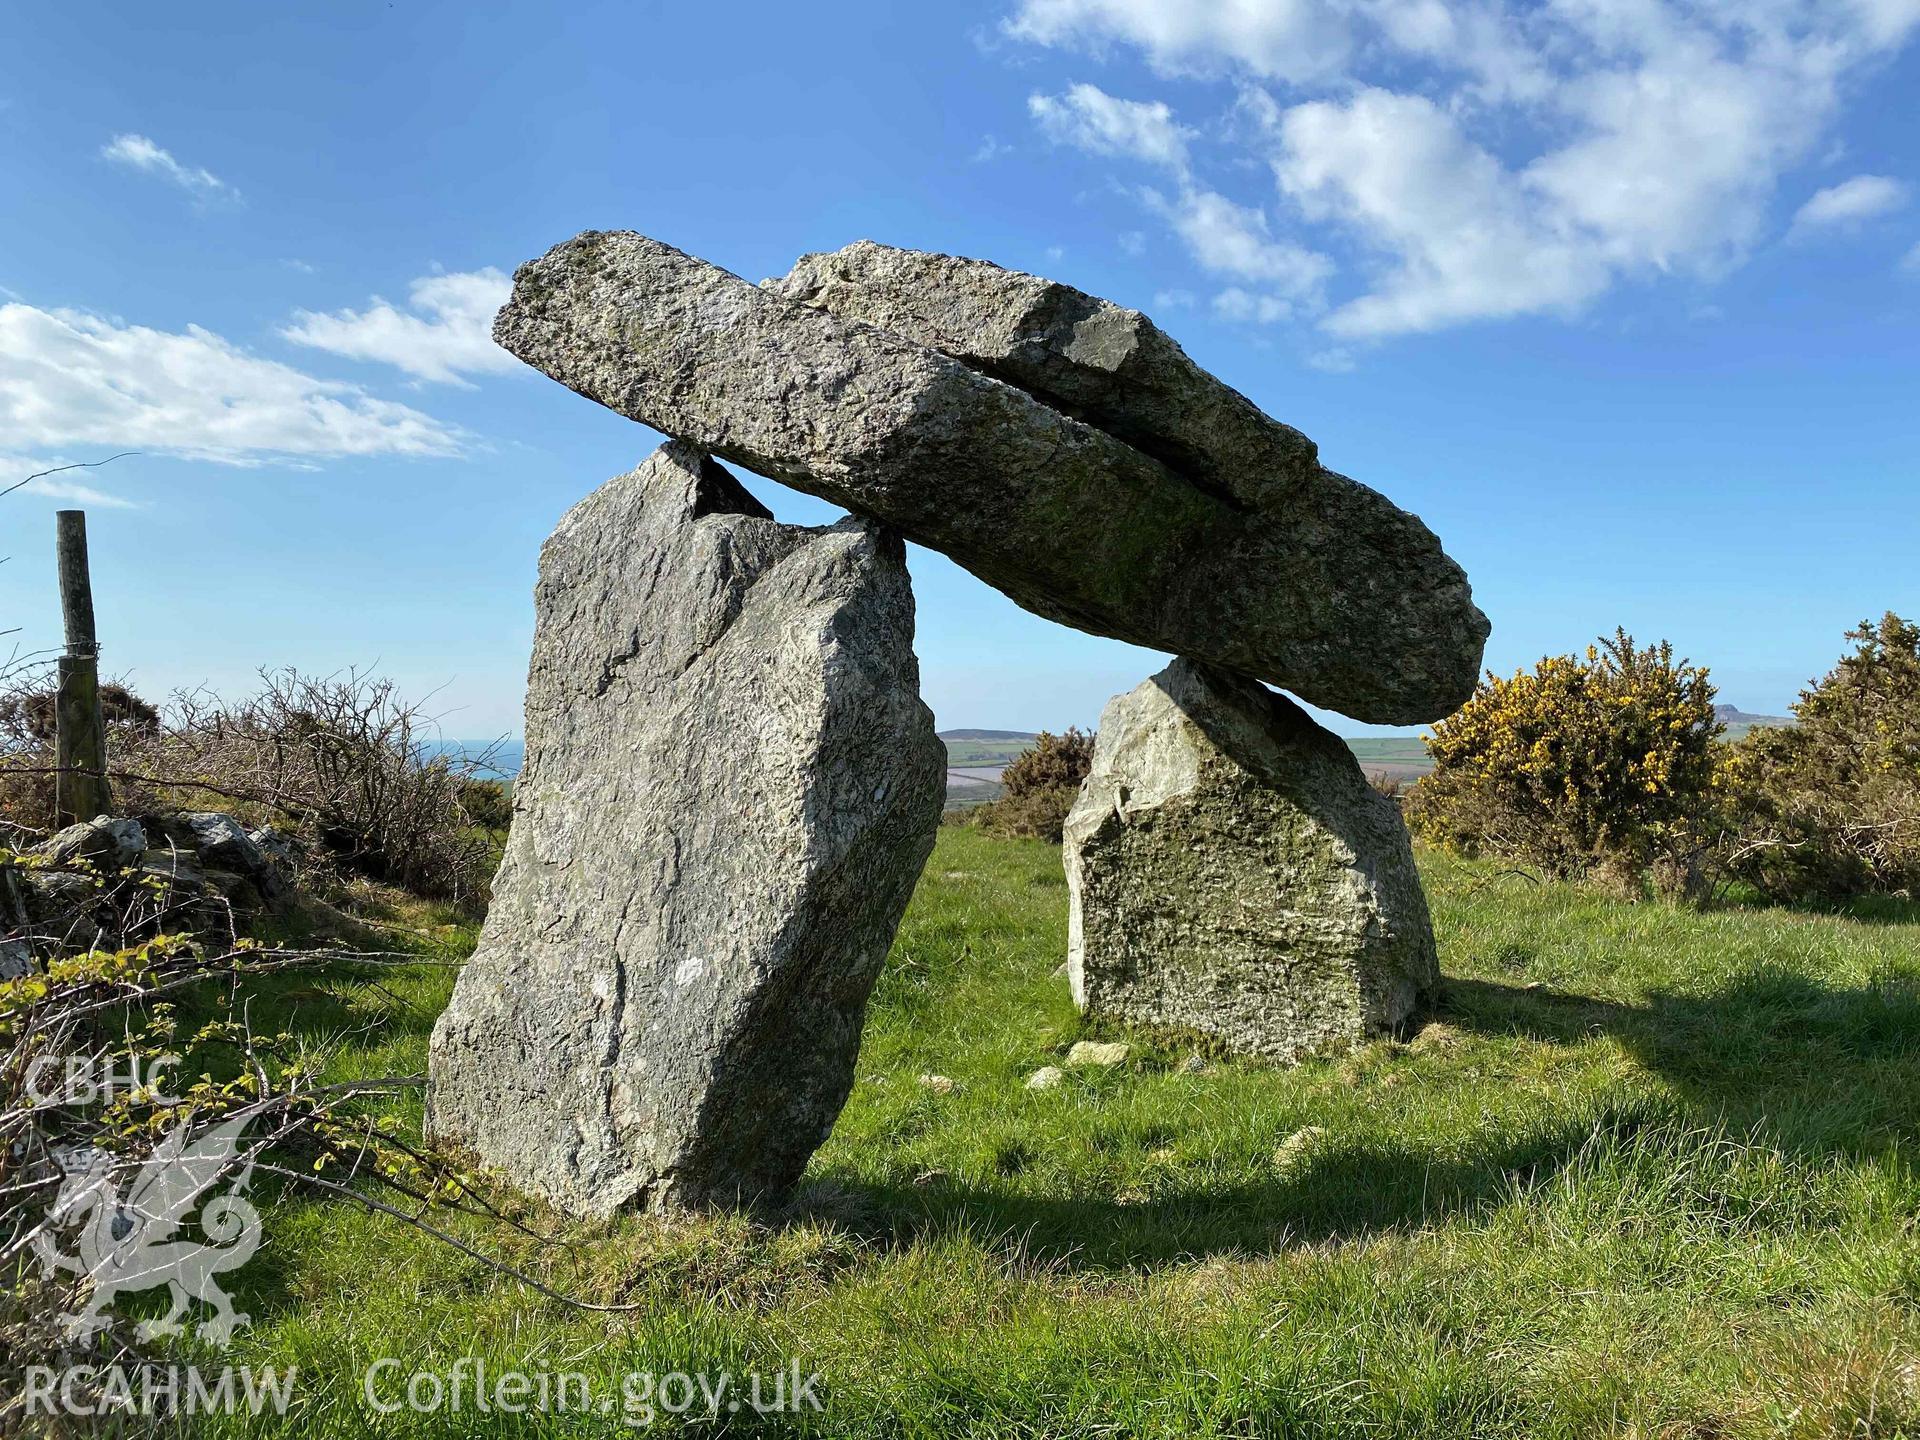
427, 443, 944, 1216
494, 231, 1488, 725
1065, 658, 1438, 1062
772, 239, 1321, 499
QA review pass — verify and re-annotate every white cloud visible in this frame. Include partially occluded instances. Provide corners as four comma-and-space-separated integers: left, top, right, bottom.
972, 134, 1013, 163
1007, 0, 1351, 83
1901, 240, 1920, 273
1791, 174, 1910, 232
100, 134, 238, 202
1029, 83, 1193, 169
29, 480, 137, 507
1524, 43, 1854, 275
1306, 347, 1356, 372
0, 302, 464, 465
1026, 86, 1327, 311
1145, 185, 1332, 298
282, 268, 515, 386
1212, 287, 1296, 323
1151, 288, 1196, 309
1275, 88, 1608, 336
1359, 0, 1550, 104
1008, 0, 1920, 339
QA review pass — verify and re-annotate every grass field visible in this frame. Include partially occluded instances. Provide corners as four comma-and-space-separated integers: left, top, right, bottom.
170, 829, 1920, 1437
941, 738, 1036, 767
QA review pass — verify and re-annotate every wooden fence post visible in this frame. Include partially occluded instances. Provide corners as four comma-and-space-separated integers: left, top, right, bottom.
54, 510, 112, 826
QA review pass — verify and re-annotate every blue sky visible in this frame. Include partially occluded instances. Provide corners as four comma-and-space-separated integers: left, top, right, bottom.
3, 0, 1916, 741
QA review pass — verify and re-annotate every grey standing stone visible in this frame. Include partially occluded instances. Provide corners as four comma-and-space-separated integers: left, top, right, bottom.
428, 443, 944, 1216
494, 231, 1487, 725
1065, 659, 1437, 1063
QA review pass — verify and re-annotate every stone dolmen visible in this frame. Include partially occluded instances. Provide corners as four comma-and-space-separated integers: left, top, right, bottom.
428, 232, 1486, 1214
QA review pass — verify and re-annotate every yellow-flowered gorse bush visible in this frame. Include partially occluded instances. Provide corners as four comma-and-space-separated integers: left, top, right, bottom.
1407, 631, 1722, 891
968, 727, 1096, 843
1721, 613, 1920, 903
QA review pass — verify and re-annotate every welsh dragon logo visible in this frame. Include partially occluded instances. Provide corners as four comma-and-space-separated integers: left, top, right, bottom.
31, 1109, 264, 1348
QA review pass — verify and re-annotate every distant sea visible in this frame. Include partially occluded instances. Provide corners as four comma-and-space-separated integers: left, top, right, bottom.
427, 739, 525, 777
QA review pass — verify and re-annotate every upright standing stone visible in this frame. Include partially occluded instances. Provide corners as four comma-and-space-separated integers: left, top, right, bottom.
428, 443, 944, 1216
1065, 659, 1437, 1062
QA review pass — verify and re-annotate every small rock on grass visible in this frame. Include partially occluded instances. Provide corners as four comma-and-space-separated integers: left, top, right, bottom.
1066, 1040, 1130, 1068
1272, 1125, 1329, 1173
1025, 1065, 1064, 1090
917, 1073, 955, 1094
1178, 1054, 1211, 1075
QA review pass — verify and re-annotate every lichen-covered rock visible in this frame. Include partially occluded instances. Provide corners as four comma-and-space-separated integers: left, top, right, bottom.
1, 863, 32, 931
38, 817, 146, 871
0, 939, 30, 981
162, 813, 290, 909
773, 239, 1317, 499
247, 826, 301, 878
1065, 658, 1437, 1062
427, 443, 944, 1217
494, 231, 1487, 725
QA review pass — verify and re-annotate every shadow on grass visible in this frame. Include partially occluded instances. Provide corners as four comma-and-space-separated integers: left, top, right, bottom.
792, 966, 1920, 1271
1702, 887, 1920, 928
1441, 970, 1920, 1153
794, 1108, 1642, 1271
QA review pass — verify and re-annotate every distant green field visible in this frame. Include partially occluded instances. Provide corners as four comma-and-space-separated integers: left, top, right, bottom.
943, 739, 1037, 767
1343, 736, 1436, 778
1343, 737, 1431, 761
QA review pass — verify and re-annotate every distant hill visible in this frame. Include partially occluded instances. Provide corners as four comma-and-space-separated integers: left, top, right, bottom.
940, 729, 1442, 785
1714, 704, 1794, 741
449, 709, 1799, 803
941, 732, 1037, 767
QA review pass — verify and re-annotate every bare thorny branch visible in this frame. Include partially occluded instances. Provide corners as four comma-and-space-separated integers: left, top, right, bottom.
3, 931, 641, 1387
0, 453, 142, 504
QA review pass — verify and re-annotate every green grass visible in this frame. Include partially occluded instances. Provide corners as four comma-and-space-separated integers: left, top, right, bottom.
175, 830, 1920, 1437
